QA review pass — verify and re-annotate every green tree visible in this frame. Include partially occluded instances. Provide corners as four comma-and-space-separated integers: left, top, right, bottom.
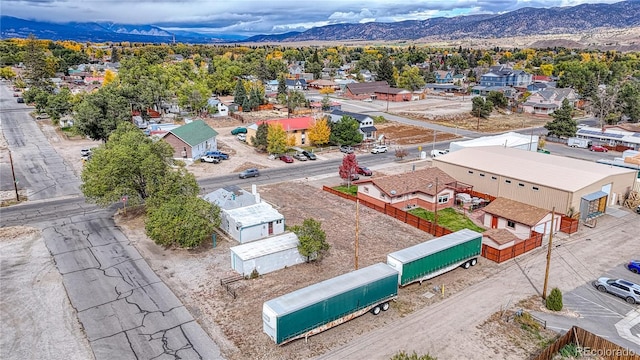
290, 218, 329, 263
330, 116, 363, 146
234, 78, 247, 107
267, 123, 288, 155
145, 196, 220, 248
81, 122, 174, 206
23, 35, 55, 91
619, 81, 640, 123
544, 99, 577, 138
377, 54, 396, 87
74, 83, 131, 142
390, 351, 437, 360
486, 91, 508, 109
277, 74, 287, 96
397, 66, 426, 91
471, 96, 492, 119
46, 87, 73, 123
546, 287, 563, 311
252, 122, 269, 151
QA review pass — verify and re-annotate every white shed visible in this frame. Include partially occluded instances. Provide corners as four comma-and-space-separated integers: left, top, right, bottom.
222, 202, 285, 243
449, 132, 539, 153
230, 232, 304, 276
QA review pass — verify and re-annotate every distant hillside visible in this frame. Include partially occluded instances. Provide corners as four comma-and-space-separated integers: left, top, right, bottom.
0, 16, 245, 43
245, 0, 640, 42
1, 1, 639, 44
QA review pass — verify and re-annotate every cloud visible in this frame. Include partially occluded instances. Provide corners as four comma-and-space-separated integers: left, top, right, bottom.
1, 0, 623, 35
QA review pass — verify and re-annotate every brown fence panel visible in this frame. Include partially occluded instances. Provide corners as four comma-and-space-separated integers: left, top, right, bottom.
560, 216, 579, 234
532, 326, 639, 360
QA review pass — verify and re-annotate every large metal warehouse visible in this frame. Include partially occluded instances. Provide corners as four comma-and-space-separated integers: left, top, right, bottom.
432, 146, 638, 219
449, 132, 539, 153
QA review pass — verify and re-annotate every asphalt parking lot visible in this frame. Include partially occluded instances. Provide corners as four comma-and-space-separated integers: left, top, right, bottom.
534, 262, 640, 353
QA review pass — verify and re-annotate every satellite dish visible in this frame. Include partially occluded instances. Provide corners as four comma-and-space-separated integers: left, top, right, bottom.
390, 190, 396, 195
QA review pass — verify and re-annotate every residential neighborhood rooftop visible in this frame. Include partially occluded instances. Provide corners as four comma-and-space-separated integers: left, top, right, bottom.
356, 168, 457, 197
482, 197, 550, 227
169, 120, 218, 147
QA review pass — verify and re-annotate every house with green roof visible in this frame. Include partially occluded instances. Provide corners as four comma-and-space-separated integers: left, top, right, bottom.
163, 120, 218, 161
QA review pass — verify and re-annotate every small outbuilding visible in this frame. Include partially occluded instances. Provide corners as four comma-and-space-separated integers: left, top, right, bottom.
230, 232, 304, 276
221, 202, 285, 243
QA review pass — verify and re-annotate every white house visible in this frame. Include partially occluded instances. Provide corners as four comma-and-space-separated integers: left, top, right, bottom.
203, 185, 258, 210
221, 202, 285, 243
229, 232, 305, 276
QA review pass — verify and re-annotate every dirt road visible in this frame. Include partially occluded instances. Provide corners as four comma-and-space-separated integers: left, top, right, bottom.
317, 212, 640, 359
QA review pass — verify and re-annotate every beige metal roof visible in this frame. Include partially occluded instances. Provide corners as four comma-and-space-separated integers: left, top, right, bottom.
433, 146, 636, 192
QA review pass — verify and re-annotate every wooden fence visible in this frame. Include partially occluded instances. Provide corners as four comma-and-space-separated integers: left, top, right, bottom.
322, 186, 452, 237
532, 326, 639, 360
560, 216, 579, 234
482, 232, 543, 263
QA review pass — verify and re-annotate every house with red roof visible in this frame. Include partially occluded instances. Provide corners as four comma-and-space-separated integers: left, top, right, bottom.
246, 116, 316, 147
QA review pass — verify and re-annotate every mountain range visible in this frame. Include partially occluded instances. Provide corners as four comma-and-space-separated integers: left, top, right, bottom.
1, 0, 639, 44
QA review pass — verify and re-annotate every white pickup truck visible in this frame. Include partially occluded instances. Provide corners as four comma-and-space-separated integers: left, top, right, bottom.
430, 149, 449, 157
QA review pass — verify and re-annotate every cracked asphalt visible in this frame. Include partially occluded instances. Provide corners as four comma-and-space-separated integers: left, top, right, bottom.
1, 83, 222, 359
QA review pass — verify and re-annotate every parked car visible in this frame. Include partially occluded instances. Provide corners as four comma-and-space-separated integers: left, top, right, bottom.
293, 153, 308, 161
302, 150, 317, 160
35, 113, 50, 120
200, 155, 221, 164
237, 133, 246, 142
279, 155, 294, 163
590, 145, 608, 152
13, 93, 19, 97
593, 277, 640, 304
371, 145, 388, 154
430, 149, 449, 157
231, 127, 247, 135
16, 97, 24, 103
357, 166, 372, 176
80, 148, 92, 157
340, 145, 354, 154
627, 260, 640, 274
349, 173, 360, 181
239, 168, 260, 179
205, 150, 229, 160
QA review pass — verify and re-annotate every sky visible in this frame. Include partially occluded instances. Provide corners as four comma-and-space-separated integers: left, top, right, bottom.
2, 0, 624, 36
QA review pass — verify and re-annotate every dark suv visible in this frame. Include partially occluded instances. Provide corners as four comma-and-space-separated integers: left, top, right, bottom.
239, 168, 260, 179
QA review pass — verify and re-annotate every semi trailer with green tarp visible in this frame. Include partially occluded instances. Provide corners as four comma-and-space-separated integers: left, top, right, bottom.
387, 229, 482, 287
262, 263, 399, 345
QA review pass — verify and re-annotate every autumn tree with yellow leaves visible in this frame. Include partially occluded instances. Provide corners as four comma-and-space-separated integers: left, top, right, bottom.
308, 118, 331, 146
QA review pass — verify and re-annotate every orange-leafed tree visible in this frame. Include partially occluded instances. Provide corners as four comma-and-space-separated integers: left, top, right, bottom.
308, 117, 331, 146
319, 87, 335, 95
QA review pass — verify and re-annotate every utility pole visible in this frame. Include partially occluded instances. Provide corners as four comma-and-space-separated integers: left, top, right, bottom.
542, 207, 556, 300
9, 150, 19, 201
433, 177, 439, 236
355, 199, 360, 270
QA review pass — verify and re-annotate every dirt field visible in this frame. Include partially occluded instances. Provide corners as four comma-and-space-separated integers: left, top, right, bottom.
115, 175, 506, 360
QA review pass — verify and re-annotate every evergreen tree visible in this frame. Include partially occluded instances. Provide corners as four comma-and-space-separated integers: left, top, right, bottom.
277, 73, 287, 96
546, 287, 563, 311
234, 79, 246, 106
291, 218, 329, 263
377, 54, 395, 87
544, 99, 577, 138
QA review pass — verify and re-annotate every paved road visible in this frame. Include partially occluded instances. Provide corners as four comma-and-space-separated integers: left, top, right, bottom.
0, 84, 81, 200
0, 84, 223, 360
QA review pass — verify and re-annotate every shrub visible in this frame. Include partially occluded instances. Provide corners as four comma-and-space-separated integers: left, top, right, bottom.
390, 351, 437, 360
546, 287, 563, 311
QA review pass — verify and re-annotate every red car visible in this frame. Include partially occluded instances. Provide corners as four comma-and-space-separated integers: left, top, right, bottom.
279, 154, 294, 163
590, 145, 608, 152
356, 165, 372, 176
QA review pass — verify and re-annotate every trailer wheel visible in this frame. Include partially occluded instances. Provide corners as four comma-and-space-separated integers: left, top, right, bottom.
381, 302, 390, 311
470, 258, 477, 266
371, 305, 381, 315
463, 261, 471, 269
